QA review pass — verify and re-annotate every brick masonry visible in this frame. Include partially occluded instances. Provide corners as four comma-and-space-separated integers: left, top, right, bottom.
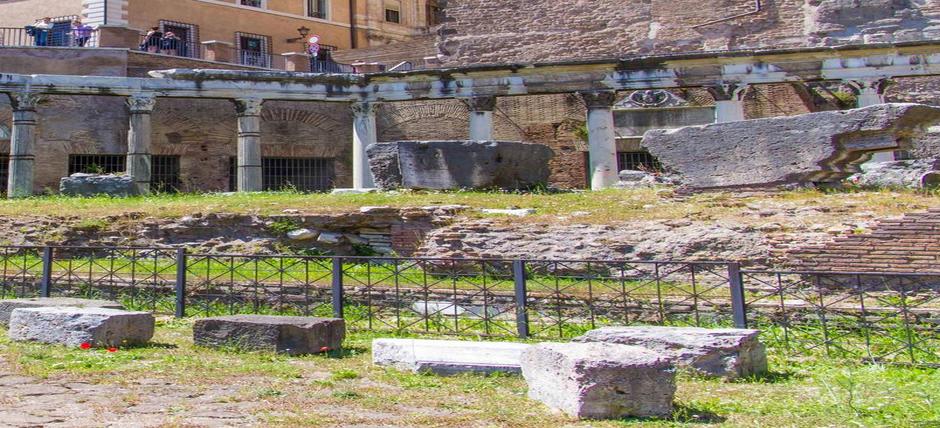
787, 208, 940, 273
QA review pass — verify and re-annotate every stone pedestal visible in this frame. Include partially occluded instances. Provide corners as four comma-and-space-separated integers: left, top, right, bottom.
352, 102, 377, 189
0, 297, 124, 326
193, 315, 345, 355
573, 326, 767, 379
202, 40, 234, 63
234, 98, 264, 192
8, 307, 155, 348
580, 92, 618, 190
521, 342, 676, 419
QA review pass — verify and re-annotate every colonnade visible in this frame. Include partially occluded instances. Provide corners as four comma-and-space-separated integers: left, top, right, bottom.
1, 78, 892, 196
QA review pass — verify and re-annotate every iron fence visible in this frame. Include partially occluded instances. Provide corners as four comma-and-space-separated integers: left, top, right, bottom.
0, 27, 99, 48
0, 245, 937, 364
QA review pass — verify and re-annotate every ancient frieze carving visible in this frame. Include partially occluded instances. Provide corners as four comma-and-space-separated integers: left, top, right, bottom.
615, 90, 689, 108
7, 92, 44, 111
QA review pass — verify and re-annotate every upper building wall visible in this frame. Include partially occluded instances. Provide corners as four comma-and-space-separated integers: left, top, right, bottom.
436, 0, 940, 65
0, 0, 83, 27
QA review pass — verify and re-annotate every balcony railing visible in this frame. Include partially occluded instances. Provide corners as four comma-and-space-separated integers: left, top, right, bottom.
0, 27, 99, 48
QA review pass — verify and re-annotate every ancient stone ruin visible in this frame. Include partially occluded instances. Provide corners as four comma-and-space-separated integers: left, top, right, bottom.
366, 141, 554, 190
8, 307, 155, 348
60, 173, 138, 197
642, 104, 940, 189
193, 315, 346, 355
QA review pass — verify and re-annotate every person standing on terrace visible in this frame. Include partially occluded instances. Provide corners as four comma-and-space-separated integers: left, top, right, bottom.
27, 17, 54, 47
70, 19, 93, 47
140, 27, 162, 53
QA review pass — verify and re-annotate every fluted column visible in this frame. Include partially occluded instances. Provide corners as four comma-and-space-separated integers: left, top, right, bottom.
580, 91, 619, 190
6, 91, 43, 198
707, 84, 748, 123
467, 96, 496, 141
126, 92, 157, 195
233, 98, 264, 192
351, 102, 377, 189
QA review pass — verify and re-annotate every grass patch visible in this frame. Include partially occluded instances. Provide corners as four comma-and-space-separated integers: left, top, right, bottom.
0, 321, 936, 427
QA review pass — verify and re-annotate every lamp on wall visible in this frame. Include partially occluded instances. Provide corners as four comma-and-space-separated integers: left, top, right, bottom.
287, 26, 311, 49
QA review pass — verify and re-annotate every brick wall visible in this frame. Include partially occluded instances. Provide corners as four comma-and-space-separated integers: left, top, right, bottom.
787, 208, 940, 273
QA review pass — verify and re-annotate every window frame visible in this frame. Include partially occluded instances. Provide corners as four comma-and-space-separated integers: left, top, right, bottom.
305, 0, 329, 20
385, 7, 401, 24
239, 0, 267, 9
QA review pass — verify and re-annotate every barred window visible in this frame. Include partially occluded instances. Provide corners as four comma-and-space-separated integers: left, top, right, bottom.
152, 155, 182, 193
308, 0, 327, 19
229, 157, 336, 192
68, 154, 125, 175
617, 151, 663, 172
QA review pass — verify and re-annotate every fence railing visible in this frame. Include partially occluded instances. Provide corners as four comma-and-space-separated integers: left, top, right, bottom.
0, 27, 99, 48
0, 245, 937, 364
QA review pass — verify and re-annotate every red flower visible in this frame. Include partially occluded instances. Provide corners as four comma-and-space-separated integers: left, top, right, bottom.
79, 342, 91, 350
319, 346, 331, 353
107, 347, 118, 353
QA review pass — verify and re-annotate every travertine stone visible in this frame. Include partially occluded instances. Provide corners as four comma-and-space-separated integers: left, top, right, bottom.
0, 297, 124, 326
366, 141, 554, 190
59, 173, 137, 197
8, 307, 154, 347
573, 326, 767, 379
521, 342, 676, 419
642, 104, 940, 189
193, 315, 345, 355
373, 338, 530, 375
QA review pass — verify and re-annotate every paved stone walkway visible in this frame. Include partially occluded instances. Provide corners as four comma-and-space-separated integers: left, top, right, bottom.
0, 364, 257, 427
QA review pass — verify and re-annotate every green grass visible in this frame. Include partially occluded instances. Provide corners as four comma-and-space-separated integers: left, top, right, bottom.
0, 321, 936, 427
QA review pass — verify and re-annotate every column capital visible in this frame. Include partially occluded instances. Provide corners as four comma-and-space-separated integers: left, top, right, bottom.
844, 78, 891, 95
233, 98, 265, 116
466, 96, 497, 112
706, 83, 748, 101
351, 101, 377, 117
579, 91, 617, 109
7, 91, 44, 111
126, 92, 157, 114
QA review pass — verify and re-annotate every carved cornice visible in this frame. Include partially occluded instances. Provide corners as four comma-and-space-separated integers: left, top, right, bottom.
233, 98, 265, 116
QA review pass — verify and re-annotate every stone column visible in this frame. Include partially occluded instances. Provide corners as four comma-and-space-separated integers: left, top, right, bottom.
126, 93, 157, 195
6, 92, 43, 198
707, 84, 748, 123
847, 79, 889, 108
580, 91, 619, 190
467, 96, 496, 141
351, 102, 377, 189
847, 79, 893, 162
233, 98, 264, 192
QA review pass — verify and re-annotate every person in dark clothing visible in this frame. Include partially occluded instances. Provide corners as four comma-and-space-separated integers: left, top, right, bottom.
161, 31, 181, 56
140, 27, 162, 53
26, 17, 54, 47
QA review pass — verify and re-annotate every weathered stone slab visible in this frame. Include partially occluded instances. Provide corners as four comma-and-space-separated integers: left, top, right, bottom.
573, 326, 767, 379
847, 158, 940, 189
366, 141, 554, 190
193, 315, 345, 355
0, 298, 124, 326
59, 173, 137, 197
372, 338, 531, 375
8, 307, 154, 348
641, 104, 940, 189
521, 342, 675, 419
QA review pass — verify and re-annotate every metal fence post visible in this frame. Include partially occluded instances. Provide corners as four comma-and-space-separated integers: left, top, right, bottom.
728, 262, 748, 329
174, 248, 187, 318
513, 260, 529, 339
332, 257, 344, 319
39, 247, 53, 298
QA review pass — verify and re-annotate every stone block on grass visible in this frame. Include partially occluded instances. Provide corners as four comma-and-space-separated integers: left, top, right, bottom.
521, 342, 676, 419
373, 338, 531, 375
572, 326, 767, 379
0, 297, 125, 326
193, 315, 345, 355
8, 307, 154, 348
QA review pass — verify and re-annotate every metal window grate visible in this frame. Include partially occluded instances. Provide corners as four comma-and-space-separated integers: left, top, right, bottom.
263, 157, 335, 192
617, 151, 663, 172
235, 32, 271, 67
68, 154, 125, 175
152, 155, 182, 193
